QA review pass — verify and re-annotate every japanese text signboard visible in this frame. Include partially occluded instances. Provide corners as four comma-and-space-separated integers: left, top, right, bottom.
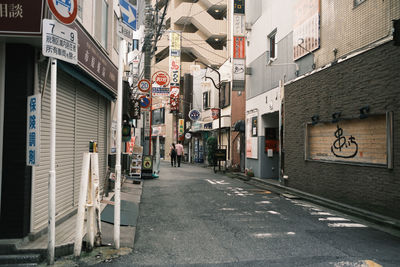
42, 19, 78, 64
233, 36, 245, 59
0, 0, 45, 35
169, 86, 179, 111
129, 99, 141, 119
169, 32, 181, 87
179, 119, 184, 136
293, 0, 320, 60
26, 94, 41, 166
69, 21, 118, 94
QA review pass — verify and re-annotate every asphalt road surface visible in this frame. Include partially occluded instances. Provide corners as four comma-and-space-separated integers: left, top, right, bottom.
96, 161, 400, 267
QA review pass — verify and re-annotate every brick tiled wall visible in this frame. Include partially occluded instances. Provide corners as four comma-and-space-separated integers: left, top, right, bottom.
315, 0, 400, 68
284, 41, 400, 219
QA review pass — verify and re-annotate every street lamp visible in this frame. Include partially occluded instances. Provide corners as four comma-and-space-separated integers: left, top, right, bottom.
204, 66, 222, 148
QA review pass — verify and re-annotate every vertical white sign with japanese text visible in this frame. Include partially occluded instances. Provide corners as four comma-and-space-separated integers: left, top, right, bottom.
26, 94, 41, 166
169, 31, 181, 110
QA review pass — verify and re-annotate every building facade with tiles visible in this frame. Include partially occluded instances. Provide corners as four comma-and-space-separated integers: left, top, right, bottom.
282, 0, 400, 219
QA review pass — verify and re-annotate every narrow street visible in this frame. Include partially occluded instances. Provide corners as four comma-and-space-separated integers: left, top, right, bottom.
96, 162, 400, 267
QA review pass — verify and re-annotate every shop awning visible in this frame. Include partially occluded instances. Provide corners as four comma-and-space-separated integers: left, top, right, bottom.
58, 61, 116, 101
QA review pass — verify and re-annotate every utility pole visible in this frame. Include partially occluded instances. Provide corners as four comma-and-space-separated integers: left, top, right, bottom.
115, 39, 127, 249
143, 0, 154, 156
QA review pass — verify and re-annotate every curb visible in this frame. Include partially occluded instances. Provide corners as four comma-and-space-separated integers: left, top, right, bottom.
229, 172, 400, 235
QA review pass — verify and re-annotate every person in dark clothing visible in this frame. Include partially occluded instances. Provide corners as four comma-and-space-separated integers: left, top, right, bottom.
170, 143, 177, 167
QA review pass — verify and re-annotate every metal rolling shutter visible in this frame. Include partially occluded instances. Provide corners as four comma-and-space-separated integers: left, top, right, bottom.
33, 63, 109, 232
73, 83, 108, 205
97, 97, 107, 195
33, 64, 76, 231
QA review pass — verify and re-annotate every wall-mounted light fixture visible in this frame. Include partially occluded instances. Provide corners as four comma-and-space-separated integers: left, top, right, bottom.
359, 106, 370, 119
332, 112, 341, 123
311, 115, 319, 125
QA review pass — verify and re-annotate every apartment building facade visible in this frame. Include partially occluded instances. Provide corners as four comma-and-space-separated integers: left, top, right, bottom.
150, 0, 229, 161
0, 0, 121, 239
244, 0, 310, 179
284, 0, 400, 219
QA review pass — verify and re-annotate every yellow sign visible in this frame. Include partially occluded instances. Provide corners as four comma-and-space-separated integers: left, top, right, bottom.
179, 119, 184, 135
142, 156, 152, 170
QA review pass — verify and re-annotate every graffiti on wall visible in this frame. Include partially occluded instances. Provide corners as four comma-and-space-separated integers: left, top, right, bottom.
306, 115, 388, 166
331, 125, 358, 158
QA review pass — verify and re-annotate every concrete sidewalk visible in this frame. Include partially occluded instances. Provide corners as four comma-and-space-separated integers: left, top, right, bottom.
0, 177, 143, 265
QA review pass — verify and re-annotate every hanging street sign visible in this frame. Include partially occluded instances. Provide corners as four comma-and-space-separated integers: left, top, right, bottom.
139, 95, 151, 109
189, 109, 201, 121
129, 99, 141, 119
42, 19, 78, 64
128, 49, 140, 76
119, 0, 136, 30
138, 79, 151, 93
26, 94, 41, 166
117, 20, 133, 42
152, 71, 170, 86
185, 132, 192, 139
47, 0, 78, 25
169, 86, 179, 111
152, 71, 170, 96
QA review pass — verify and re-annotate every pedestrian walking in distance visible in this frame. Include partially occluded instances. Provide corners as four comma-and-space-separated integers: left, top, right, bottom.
176, 141, 184, 167
170, 143, 177, 167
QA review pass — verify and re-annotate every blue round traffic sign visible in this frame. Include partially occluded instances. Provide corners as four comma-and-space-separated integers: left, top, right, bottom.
139, 96, 151, 108
189, 109, 201, 121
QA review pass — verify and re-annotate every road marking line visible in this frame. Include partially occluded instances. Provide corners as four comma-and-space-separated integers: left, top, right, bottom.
332, 260, 382, 267
267, 210, 280, 215
215, 180, 229, 185
294, 203, 315, 208
255, 201, 271, 204
311, 212, 333, 216
328, 223, 367, 228
220, 208, 236, 211
205, 179, 216, 184
319, 217, 350, 221
253, 232, 296, 238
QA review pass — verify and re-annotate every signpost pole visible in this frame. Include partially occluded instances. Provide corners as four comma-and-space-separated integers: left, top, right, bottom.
48, 57, 57, 265
115, 39, 126, 249
149, 96, 152, 155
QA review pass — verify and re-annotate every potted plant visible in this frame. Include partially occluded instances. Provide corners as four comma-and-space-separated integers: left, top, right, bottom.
245, 168, 254, 177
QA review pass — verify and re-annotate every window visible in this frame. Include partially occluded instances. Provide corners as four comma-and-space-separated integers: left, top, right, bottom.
94, 0, 108, 49
203, 91, 210, 110
267, 29, 277, 63
152, 108, 165, 125
220, 82, 230, 108
354, 0, 366, 7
